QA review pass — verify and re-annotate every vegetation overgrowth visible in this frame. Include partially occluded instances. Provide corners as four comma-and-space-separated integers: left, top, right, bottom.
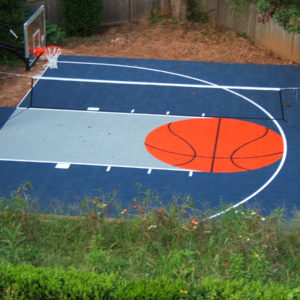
221, 0, 300, 33
61, 0, 103, 37
0, 183, 299, 299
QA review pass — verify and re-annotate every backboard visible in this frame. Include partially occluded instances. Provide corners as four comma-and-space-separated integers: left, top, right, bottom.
23, 5, 46, 70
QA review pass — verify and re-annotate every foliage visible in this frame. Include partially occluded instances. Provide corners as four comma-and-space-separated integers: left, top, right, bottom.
0, 184, 300, 297
221, 0, 300, 33
0, 262, 299, 299
0, 0, 26, 64
256, 0, 300, 33
188, 0, 209, 23
61, 0, 104, 37
46, 21, 66, 45
222, 0, 249, 13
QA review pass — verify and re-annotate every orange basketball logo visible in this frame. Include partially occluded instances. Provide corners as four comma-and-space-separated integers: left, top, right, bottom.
145, 118, 284, 173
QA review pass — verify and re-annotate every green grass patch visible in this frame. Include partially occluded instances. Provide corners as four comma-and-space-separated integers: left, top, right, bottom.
0, 184, 299, 298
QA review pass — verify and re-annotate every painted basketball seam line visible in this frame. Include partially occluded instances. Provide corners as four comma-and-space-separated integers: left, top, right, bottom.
210, 118, 222, 173
23, 59, 288, 218
230, 127, 269, 171
167, 122, 197, 167
144, 143, 283, 160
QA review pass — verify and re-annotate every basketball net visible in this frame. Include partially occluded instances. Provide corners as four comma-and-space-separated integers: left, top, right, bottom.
33, 46, 62, 69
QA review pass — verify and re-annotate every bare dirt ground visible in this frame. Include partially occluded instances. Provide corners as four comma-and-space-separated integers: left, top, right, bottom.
0, 21, 296, 107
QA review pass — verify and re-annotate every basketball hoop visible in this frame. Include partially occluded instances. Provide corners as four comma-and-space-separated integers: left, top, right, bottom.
33, 46, 62, 69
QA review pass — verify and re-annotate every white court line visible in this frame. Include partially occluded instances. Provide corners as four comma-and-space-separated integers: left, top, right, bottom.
11, 58, 288, 219
87, 107, 100, 111
32, 74, 282, 91
15, 106, 210, 120
17, 65, 50, 108
0, 157, 200, 174
55, 163, 70, 169
57, 58, 288, 219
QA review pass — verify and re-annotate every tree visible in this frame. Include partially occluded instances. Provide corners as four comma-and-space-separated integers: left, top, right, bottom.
0, 0, 26, 62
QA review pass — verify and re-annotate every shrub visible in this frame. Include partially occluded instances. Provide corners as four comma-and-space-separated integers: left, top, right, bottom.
46, 21, 66, 45
61, 0, 103, 37
0, 0, 26, 64
188, 0, 209, 23
222, 0, 300, 33
0, 262, 298, 299
256, 0, 300, 33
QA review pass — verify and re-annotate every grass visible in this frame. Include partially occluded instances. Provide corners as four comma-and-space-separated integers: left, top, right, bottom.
0, 183, 299, 293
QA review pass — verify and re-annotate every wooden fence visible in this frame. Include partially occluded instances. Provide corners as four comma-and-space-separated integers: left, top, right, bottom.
199, 0, 300, 63
26, 0, 171, 25
26, 0, 299, 63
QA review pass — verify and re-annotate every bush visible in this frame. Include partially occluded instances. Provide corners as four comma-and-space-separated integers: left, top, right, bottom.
188, 0, 209, 23
256, 0, 300, 33
0, 0, 26, 64
46, 21, 66, 45
0, 262, 298, 299
222, 0, 300, 33
61, 0, 103, 37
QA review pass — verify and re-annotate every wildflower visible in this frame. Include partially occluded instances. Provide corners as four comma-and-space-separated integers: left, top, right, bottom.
133, 205, 138, 209
223, 263, 229, 268
140, 209, 145, 214
157, 209, 163, 214
191, 220, 197, 225
176, 234, 182, 238
211, 296, 215, 300
8, 223, 12, 227
261, 217, 266, 221
97, 203, 108, 209
148, 225, 157, 230
180, 290, 188, 294
89, 215, 96, 220
121, 209, 127, 214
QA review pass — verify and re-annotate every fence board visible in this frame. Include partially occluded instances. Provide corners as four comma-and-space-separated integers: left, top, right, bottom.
27, 0, 62, 24
102, 0, 130, 25
26, 0, 171, 25
200, 0, 299, 63
130, 0, 152, 22
26, 0, 299, 63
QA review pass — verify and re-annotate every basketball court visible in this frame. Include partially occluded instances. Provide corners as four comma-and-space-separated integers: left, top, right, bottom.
0, 7, 299, 218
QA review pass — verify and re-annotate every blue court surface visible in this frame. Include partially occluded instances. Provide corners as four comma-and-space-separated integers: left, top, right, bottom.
0, 55, 299, 218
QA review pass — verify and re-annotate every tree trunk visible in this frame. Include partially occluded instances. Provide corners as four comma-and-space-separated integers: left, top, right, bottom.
171, 0, 188, 22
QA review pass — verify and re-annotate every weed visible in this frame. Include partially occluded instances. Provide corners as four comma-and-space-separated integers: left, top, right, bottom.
0, 185, 299, 290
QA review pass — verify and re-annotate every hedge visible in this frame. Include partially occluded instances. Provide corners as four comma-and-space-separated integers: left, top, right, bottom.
0, 263, 299, 299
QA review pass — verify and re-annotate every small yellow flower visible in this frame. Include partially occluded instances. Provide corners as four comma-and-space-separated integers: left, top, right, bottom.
180, 290, 188, 294
121, 209, 127, 214
261, 217, 266, 221
148, 225, 157, 230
